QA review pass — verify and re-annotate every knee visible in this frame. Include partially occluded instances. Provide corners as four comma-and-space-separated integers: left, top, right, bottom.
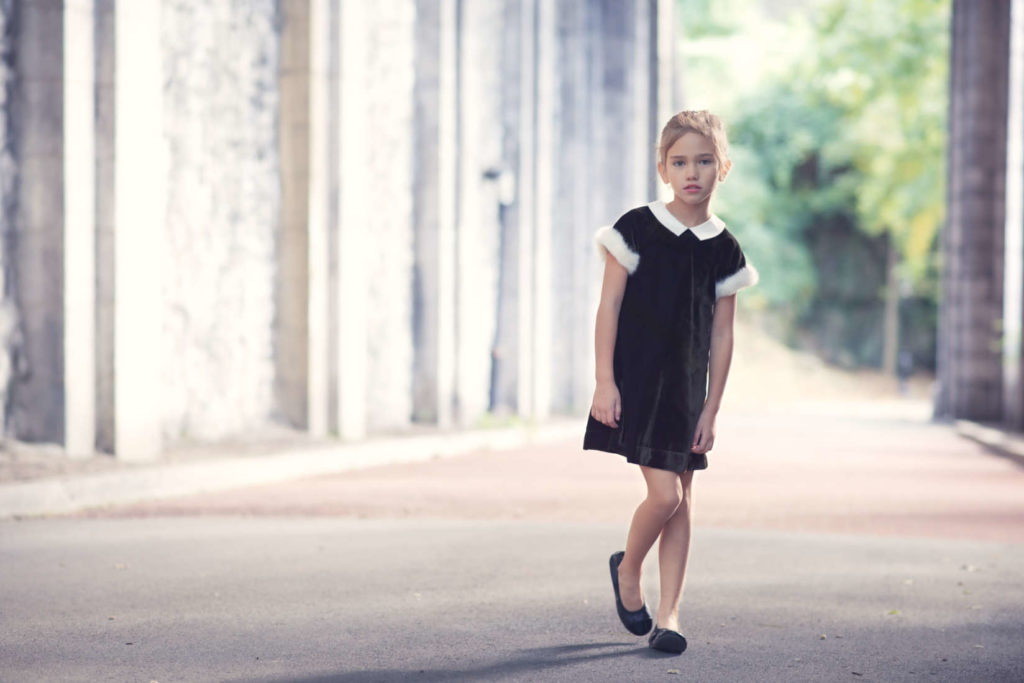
646, 483, 683, 515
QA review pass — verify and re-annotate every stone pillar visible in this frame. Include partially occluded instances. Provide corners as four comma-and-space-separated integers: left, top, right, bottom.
531, 0, 555, 421
1004, 0, 1024, 427
488, 0, 523, 416
937, 0, 1011, 421
94, 0, 114, 452
655, 0, 681, 130
111, 0, 163, 460
277, 0, 331, 436
63, 0, 95, 457
0, 0, 15, 444
411, 0, 457, 428
515, 0, 537, 421
335, 0, 370, 439
10, 0, 64, 443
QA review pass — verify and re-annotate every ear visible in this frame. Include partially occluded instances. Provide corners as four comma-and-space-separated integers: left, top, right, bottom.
718, 158, 732, 181
657, 160, 668, 184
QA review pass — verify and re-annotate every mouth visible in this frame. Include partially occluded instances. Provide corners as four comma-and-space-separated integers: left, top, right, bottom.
683, 185, 701, 192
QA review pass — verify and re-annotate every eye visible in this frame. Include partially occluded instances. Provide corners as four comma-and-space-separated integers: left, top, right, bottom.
699, 158, 713, 166
672, 160, 684, 167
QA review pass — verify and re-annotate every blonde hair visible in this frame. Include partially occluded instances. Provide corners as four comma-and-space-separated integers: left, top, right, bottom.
658, 110, 730, 167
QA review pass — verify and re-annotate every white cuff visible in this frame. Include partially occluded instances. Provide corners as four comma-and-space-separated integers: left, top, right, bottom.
715, 264, 759, 298
594, 226, 640, 274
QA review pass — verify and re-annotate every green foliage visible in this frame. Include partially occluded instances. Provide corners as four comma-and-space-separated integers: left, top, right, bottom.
679, 0, 950, 367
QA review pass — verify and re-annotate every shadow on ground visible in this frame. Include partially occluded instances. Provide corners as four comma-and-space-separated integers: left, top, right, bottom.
247, 641, 681, 683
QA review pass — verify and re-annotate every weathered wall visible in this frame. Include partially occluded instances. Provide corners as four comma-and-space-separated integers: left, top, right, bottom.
0, 0, 18, 442
160, 0, 280, 442
455, 0, 505, 423
0, 0, 672, 456
360, 0, 416, 432
9, 1, 64, 442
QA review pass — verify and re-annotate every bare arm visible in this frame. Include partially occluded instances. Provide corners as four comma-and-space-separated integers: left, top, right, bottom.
691, 293, 736, 453
591, 252, 628, 428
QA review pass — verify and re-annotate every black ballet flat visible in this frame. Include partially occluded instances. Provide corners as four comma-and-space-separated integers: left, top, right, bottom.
648, 626, 688, 654
609, 551, 653, 636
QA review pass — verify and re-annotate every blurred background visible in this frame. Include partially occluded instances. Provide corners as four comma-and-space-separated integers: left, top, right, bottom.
0, 0, 1017, 462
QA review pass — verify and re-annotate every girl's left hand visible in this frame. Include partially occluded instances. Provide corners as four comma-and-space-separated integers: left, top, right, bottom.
691, 409, 716, 454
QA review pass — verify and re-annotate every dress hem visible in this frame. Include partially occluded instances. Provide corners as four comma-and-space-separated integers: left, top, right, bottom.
583, 442, 708, 474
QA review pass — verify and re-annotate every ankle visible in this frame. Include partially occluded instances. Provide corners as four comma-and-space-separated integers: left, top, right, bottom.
656, 611, 679, 631
617, 556, 642, 579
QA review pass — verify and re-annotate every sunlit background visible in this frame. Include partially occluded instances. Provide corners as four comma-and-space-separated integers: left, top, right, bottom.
1, 0, 1017, 464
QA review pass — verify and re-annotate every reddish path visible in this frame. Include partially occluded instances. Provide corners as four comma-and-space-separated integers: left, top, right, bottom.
86, 401, 1024, 543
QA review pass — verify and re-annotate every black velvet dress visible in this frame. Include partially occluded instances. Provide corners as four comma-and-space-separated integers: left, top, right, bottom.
582, 200, 758, 473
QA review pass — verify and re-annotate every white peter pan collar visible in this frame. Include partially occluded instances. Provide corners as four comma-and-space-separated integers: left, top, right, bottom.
647, 200, 726, 241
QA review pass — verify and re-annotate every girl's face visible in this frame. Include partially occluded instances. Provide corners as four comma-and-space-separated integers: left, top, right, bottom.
657, 132, 731, 208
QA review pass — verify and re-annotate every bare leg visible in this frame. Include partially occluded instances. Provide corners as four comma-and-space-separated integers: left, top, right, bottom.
655, 471, 694, 631
617, 466, 683, 611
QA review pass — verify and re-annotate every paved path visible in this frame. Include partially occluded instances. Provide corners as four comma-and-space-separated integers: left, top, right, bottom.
2, 518, 1022, 682
3, 402, 1024, 682
86, 403, 1024, 544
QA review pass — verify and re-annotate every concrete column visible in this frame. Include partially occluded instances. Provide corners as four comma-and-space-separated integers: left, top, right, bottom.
277, 0, 331, 436
112, 0, 163, 460
411, 0, 457, 428
550, 0, 592, 416
488, 0, 523, 416
1004, 0, 1024, 427
532, 0, 554, 420
516, 0, 536, 420
634, 0, 655, 201
95, 0, 114, 452
335, 0, 369, 438
11, 0, 64, 443
937, 0, 1011, 421
63, 0, 95, 457
655, 0, 680, 123
0, 1, 15, 444
306, 0, 330, 437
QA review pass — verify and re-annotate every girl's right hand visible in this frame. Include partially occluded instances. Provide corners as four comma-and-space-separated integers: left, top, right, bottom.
591, 380, 622, 428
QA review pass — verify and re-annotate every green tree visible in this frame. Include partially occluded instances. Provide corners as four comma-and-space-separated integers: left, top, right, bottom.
679, 0, 950, 370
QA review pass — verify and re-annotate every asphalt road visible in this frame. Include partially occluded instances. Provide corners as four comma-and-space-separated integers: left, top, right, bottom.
2, 403, 1024, 682
2, 518, 1023, 682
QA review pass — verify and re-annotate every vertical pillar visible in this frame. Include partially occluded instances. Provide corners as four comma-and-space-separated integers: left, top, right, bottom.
63, 0, 95, 457
112, 0, 163, 460
335, 0, 369, 438
516, 0, 536, 420
276, 0, 310, 431
1004, 0, 1024, 427
94, 0, 114, 452
937, 0, 1011, 421
634, 0, 654, 201
11, 0, 64, 443
655, 0, 680, 122
306, 0, 330, 437
532, 0, 554, 420
412, 0, 457, 428
277, 0, 331, 436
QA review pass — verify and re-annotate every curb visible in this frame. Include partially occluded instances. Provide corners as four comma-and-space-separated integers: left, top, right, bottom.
0, 419, 584, 519
955, 419, 1024, 468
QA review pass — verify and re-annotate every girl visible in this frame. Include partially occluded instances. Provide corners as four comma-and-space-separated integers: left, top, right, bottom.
582, 110, 758, 654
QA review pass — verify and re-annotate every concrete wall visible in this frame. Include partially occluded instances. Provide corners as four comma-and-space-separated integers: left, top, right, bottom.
0, 0, 672, 458
360, 0, 416, 432
9, 0, 65, 443
0, 0, 18, 443
160, 0, 280, 442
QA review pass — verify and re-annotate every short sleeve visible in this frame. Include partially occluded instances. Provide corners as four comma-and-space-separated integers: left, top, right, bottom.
593, 216, 640, 275
714, 232, 759, 299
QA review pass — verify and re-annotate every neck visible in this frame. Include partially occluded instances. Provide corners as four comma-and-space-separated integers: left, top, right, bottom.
665, 198, 712, 227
